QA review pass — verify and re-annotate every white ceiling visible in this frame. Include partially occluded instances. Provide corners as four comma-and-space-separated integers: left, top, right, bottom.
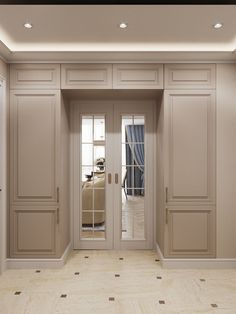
0, 5, 236, 62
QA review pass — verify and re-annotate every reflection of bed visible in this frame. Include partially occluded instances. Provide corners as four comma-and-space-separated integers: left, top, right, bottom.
82, 173, 105, 225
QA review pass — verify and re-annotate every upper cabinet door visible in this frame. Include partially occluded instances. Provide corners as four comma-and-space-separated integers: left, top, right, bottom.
164, 90, 216, 205
10, 64, 60, 89
164, 64, 216, 89
10, 90, 60, 204
61, 64, 112, 89
113, 64, 163, 89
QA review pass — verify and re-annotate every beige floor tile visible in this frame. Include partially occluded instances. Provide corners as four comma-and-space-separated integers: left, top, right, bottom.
0, 250, 236, 314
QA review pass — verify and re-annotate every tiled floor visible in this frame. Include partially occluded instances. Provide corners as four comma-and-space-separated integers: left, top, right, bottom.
0, 250, 236, 313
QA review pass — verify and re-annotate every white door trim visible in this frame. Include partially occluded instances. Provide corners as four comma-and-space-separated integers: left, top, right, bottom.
71, 99, 156, 250
113, 100, 155, 250
71, 100, 114, 249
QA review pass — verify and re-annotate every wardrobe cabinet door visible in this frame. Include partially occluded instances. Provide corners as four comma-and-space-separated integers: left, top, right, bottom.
164, 90, 216, 205
113, 64, 163, 89
10, 64, 60, 90
10, 205, 59, 257
165, 207, 215, 257
10, 90, 60, 204
164, 64, 216, 89
61, 64, 112, 89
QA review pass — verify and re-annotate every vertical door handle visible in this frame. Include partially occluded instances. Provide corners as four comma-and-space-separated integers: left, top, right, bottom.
57, 208, 60, 224
108, 173, 112, 184
115, 173, 118, 184
165, 208, 168, 224
165, 187, 168, 203
57, 187, 60, 203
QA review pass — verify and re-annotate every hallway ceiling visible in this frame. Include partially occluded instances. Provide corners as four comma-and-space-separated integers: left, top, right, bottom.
0, 5, 236, 61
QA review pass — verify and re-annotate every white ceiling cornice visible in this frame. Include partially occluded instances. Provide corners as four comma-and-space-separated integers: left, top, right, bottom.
1, 38, 236, 63
1, 50, 236, 63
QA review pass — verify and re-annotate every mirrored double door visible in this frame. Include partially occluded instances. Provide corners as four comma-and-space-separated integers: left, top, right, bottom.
73, 100, 154, 249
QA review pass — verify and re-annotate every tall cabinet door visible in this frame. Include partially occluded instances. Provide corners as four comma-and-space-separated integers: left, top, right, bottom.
10, 90, 60, 204
164, 90, 216, 257
10, 90, 60, 257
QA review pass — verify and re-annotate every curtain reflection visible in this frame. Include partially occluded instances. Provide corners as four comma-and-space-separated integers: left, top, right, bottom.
125, 125, 144, 195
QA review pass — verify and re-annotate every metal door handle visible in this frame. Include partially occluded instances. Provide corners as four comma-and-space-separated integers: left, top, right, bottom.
57, 187, 59, 203
115, 173, 118, 184
165, 187, 168, 203
165, 208, 168, 224
108, 173, 112, 184
57, 208, 60, 224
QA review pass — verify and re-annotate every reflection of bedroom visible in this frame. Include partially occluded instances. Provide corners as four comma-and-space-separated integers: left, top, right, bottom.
81, 116, 106, 239
81, 115, 145, 240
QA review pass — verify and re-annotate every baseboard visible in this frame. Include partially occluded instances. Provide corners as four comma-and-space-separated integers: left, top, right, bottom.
155, 242, 236, 269
5, 242, 72, 270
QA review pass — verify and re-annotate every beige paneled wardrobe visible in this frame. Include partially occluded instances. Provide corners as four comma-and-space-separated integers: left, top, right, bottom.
7, 62, 219, 263
9, 64, 70, 258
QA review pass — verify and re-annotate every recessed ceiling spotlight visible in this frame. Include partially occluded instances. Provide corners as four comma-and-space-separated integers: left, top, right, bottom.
213, 22, 223, 29
23, 22, 33, 29
119, 22, 128, 29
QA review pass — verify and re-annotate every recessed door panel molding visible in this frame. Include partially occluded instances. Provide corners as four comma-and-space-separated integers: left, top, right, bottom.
165, 207, 215, 257
164, 64, 216, 89
11, 206, 58, 257
165, 90, 216, 204
113, 64, 163, 89
10, 90, 60, 204
61, 64, 113, 89
10, 64, 60, 89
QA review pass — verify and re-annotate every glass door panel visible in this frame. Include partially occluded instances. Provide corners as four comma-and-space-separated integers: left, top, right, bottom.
81, 115, 106, 240
121, 115, 145, 240
75, 101, 153, 250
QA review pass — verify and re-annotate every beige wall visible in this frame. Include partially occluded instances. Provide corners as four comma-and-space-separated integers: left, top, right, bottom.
60, 94, 70, 254
216, 64, 236, 258
156, 96, 165, 253
0, 58, 8, 273
0, 59, 7, 79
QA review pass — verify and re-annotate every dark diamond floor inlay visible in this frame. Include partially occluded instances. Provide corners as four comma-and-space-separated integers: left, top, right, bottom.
119, 257, 124, 260
159, 300, 165, 304
14, 292, 21, 295
60, 294, 67, 298
35, 270, 41, 273
200, 279, 206, 282
74, 272, 80, 275
84, 256, 89, 259
109, 297, 115, 301
156, 276, 162, 279
115, 274, 120, 277
155, 259, 160, 262
211, 304, 218, 308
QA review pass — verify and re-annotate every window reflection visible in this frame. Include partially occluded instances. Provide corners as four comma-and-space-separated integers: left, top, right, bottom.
121, 115, 145, 240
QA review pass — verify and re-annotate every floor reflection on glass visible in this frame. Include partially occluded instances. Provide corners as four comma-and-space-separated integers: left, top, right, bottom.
121, 191, 145, 240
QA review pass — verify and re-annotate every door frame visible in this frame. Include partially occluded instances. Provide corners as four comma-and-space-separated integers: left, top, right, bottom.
71, 100, 114, 249
0, 76, 7, 273
71, 98, 156, 250
113, 100, 155, 250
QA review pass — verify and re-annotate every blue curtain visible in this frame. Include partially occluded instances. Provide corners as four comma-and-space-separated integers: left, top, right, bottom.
125, 125, 144, 195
